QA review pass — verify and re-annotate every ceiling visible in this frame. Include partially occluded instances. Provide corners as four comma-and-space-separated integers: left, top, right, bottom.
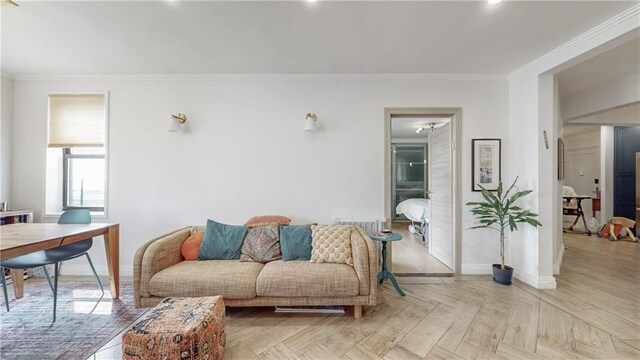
557, 37, 640, 97
391, 117, 450, 139
563, 125, 601, 137
1, 1, 636, 75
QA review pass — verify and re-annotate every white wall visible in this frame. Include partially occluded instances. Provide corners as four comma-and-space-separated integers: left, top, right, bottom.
562, 127, 601, 220
507, 5, 639, 288
1, 76, 13, 205
601, 126, 615, 220
11, 76, 508, 276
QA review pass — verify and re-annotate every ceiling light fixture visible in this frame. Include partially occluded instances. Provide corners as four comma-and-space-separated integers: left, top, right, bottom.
429, 123, 436, 132
416, 127, 424, 134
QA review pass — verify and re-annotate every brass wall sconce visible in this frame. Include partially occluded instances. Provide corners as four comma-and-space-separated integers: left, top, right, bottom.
304, 112, 317, 132
168, 113, 187, 132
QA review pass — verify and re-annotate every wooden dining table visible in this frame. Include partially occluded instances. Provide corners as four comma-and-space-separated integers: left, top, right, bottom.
0, 223, 120, 299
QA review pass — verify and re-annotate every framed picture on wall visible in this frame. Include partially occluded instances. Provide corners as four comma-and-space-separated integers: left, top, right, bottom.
558, 138, 565, 180
472, 139, 501, 191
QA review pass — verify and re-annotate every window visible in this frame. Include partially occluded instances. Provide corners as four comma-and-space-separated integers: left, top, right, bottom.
46, 94, 107, 215
62, 148, 105, 211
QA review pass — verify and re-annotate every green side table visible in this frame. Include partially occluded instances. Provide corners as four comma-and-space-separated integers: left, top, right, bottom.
370, 233, 405, 296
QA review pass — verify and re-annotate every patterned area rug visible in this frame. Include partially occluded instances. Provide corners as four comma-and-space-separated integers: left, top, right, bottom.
0, 279, 147, 360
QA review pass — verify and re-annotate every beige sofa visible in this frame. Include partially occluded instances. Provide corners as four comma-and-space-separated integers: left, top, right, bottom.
133, 225, 378, 318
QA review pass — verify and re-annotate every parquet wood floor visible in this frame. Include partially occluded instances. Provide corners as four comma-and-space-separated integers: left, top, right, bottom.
89, 233, 640, 359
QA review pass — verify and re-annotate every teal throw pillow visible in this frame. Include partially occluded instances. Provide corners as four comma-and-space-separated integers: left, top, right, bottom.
198, 219, 248, 260
280, 225, 312, 261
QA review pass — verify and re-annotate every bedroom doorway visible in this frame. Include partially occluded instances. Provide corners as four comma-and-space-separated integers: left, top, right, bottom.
384, 108, 460, 276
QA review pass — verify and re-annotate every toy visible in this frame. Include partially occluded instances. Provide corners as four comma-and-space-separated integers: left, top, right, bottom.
597, 217, 640, 242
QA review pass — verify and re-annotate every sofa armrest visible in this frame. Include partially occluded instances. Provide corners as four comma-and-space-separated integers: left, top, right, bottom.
351, 226, 378, 304
133, 227, 192, 307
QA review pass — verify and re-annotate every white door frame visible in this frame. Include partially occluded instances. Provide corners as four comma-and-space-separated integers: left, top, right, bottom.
384, 107, 462, 275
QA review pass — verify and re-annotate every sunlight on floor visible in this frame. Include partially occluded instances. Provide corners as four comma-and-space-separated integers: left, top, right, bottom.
391, 222, 452, 274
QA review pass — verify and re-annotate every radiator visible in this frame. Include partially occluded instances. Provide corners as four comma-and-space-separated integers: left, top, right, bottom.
333, 218, 386, 236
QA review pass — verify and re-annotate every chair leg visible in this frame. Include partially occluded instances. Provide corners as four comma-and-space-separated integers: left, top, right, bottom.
85, 254, 104, 294
1, 268, 9, 312
42, 266, 54, 293
53, 262, 59, 323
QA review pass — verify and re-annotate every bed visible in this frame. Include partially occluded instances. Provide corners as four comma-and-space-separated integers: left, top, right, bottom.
395, 198, 430, 239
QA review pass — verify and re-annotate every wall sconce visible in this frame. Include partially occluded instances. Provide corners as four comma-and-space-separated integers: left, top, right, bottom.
168, 113, 187, 132
304, 112, 317, 132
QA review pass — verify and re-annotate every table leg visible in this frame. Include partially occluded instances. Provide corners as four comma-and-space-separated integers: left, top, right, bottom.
10, 269, 24, 299
104, 224, 120, 299
386, 271, 406, 296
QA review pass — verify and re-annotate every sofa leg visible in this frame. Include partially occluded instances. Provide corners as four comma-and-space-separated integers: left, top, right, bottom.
354, 305, 363, 319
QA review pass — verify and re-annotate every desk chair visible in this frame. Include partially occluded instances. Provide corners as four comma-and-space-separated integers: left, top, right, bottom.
563, 186, 592, 236
0, 210, 103, 322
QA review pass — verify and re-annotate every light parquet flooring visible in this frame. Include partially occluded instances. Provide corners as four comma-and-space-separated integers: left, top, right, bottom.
88, 233, 640, 359
222, 232, 640, 360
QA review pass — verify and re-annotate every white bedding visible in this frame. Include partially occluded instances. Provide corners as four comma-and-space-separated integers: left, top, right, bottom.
396, 198, 430, 222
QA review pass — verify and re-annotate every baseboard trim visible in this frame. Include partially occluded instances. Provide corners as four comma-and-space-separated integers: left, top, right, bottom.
461, 264, 493, 275
514, 270, 557, 289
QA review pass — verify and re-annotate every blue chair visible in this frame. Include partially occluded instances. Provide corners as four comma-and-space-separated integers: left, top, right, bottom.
0, 210, 103, 322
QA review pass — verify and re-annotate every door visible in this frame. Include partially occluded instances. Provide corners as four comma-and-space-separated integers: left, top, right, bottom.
428, 121, 453, 268
614, 126, 640, 219
565, 147, 600, 218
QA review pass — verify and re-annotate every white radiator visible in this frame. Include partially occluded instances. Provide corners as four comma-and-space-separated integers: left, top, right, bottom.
333, 218, 385, 236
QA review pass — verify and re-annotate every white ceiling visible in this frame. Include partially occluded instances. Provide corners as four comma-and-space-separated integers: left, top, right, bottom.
391, 117, 450, 139
1, 1, 636, 75
557, 37, 640, 97
563, 124, 601, 137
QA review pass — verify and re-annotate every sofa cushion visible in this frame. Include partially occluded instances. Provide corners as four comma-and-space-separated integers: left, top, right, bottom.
256, 260, 359, 297
280, 225, 313, 261
245, 215, 291, 226
198, 219, 248, 260
240, 223, 281, 263
310, 225, 353, 265
149, 260, 263, 299
181, 231, 204, 260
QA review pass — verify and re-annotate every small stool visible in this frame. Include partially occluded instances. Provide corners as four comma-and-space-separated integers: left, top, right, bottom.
123, 296, 226, 360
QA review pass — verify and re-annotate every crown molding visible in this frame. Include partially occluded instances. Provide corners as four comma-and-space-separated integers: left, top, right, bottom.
1, 71, 15, 80
509, 3, 640, 80
12, 73, 507, 82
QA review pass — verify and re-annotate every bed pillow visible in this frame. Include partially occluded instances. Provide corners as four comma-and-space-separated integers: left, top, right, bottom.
245, 215, 291, 226
181, 232, 204, 260
240, 222, 281, 263
310, 225, 353, 265
280, 225, 313, 261
198, 219, 248, 260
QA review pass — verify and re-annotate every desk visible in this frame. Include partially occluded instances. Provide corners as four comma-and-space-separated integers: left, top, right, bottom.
563, 196, 592, 236
0, 223, 120, 299
371, 233, 405, 296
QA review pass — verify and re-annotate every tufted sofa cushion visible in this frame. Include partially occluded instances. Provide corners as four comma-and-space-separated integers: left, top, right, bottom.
309, 225, 353, 265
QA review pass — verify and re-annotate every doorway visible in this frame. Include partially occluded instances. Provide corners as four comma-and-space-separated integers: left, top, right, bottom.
384, 108, 461, 275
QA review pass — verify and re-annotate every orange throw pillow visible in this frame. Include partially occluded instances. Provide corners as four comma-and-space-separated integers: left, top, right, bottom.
181, 232, 204, 260
245, 215, 291, 226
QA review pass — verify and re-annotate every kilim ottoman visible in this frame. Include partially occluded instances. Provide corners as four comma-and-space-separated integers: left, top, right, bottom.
123, 296, 226, 360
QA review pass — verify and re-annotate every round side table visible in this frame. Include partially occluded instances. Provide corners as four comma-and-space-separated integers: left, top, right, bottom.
370, 233, 405, 296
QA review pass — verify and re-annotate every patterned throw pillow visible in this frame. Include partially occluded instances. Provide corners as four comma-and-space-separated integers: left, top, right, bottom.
309, 225, 353, 265
240, 223, 282, 263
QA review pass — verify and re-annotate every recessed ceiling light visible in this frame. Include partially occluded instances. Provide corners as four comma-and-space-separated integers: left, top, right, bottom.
488, 0, 502, 4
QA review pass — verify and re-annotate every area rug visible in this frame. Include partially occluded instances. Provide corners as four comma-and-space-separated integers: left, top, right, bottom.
0, 279, 147, 360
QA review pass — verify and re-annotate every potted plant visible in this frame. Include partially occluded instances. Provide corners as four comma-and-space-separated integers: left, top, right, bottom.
466, 177, 542, 285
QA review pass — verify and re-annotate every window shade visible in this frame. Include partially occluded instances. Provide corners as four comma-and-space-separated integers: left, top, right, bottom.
48, 94, 106, 148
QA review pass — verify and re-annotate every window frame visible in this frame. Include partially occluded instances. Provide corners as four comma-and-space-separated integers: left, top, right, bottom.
43, 91, 109, 218
62, 148, 106, 212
